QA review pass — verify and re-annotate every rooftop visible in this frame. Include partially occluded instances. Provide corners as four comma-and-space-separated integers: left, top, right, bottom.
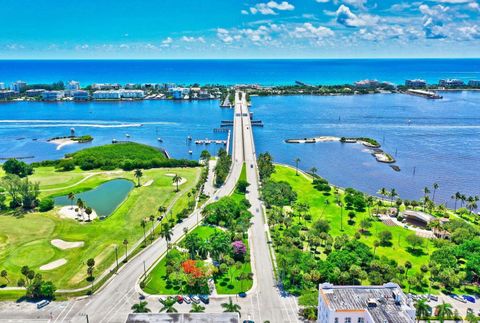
319, 283, 415, 323
125, 313, 240, 323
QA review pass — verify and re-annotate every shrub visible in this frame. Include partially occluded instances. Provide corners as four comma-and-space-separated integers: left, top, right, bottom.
2, 159, 33, 177
38, 198, 55, 212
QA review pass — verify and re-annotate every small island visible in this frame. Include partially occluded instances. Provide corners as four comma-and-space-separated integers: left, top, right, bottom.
285, 135, 398, 168
48, 135, 94, 150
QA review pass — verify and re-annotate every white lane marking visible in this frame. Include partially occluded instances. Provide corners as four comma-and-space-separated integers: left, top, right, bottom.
98, 287, 135, 323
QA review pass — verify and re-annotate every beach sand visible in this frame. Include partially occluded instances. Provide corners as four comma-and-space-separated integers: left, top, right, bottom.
58, 205, 98, 222
48, 138, 77, 150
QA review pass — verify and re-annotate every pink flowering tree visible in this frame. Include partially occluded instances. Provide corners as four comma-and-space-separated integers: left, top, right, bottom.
232, 241, 246, 260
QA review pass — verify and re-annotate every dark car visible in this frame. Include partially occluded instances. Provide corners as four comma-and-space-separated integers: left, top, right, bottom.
238, 292, 247, 298
199, 295, 209, 304
176, 295, 184, 304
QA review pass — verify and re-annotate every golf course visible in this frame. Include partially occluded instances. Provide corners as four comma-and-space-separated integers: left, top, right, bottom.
0, 143, 202, 293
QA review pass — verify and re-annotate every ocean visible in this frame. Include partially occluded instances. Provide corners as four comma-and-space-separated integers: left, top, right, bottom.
0, 59, 480, 85
0, 59, 479, 203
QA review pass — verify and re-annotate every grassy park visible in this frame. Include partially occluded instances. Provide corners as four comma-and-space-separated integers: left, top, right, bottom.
256, 156, 479, 305
0, 162, 201, 292
142, 163, 253, 296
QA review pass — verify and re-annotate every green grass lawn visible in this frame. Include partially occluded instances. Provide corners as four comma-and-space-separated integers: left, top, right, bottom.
0, 166, 201, 291
270, 165, 433, 287
143, 225, 221, 295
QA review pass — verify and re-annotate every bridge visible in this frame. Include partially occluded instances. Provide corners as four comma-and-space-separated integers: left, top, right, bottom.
0, 92, 299, 322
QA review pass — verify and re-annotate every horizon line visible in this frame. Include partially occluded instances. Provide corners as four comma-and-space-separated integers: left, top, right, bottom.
0, 57, 480, 61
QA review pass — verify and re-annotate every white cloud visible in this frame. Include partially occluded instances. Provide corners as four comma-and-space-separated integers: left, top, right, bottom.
216, 28, 234, 43
432, 0, 472, 3
419, 4, 449, 39
458, 25, 480, 39
161, 37, 173, 47
336, 5, 377, 27
468, 2, 480, 10
241, 9, 249, 15
181, 36, 206, 43
292, 23, 334, 39
316, 0, 330, 2
250, 1, 294, 15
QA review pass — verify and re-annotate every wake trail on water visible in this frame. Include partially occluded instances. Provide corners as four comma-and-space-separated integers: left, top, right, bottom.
0, 120, 179, 128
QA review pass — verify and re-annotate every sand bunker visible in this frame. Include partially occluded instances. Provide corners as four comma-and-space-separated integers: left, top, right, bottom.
51, 239, 84, 250
143, 179, 154, 187
164, 174, 187, 186
58, 205, 98, 222
40, 258, 67, 271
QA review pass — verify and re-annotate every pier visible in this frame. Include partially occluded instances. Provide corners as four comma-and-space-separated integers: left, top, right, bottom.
404, 89, 443, 99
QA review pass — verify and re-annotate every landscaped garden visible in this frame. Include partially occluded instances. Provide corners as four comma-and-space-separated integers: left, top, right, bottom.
0, 143, 202, 298
142, 164, 253, 296
256, 152, 480, 319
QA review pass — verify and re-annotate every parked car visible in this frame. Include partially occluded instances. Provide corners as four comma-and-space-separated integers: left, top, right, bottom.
139, 293, 145, 300
36, 300, 50, 309
191, 295, 201, 304
428, 294, 438, 301
238, 292, 247, 298
183, 296, 192, 304
199, 295, 209, 304
463, 295, 476, 303
176, 295, 184, 304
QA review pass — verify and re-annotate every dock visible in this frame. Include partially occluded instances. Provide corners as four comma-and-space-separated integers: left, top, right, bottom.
404, 89, 443, 99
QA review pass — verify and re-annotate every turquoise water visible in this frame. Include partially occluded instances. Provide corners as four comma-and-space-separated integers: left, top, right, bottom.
0, 59, 479, 85
54, 179, 134, 218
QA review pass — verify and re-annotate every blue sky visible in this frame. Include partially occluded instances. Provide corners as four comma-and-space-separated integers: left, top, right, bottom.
1, 0, 479, 58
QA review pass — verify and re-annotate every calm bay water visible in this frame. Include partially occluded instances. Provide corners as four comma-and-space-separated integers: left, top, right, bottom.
0, 91, 479, 203
252, 91, 480, 204
1, 59, 480, 85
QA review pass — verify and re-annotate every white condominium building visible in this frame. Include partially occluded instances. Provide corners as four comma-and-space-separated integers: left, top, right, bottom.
318, 283, 416, 323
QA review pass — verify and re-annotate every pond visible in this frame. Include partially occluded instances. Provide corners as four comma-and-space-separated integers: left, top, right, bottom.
54, 179, 134, 218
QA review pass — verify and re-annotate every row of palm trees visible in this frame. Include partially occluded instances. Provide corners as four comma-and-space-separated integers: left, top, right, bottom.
377, 183, 479, 216
415, 299, 478, 323
131, 297, 241, 315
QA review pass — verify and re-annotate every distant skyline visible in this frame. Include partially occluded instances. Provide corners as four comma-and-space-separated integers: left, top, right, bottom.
1, 0, 479, 59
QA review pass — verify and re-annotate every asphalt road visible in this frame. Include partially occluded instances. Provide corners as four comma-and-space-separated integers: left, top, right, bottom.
0, 91, 301, 322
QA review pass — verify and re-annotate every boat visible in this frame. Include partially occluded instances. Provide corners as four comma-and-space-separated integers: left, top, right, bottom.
187, 136, 192, 141
125, 134, 130, 138
157, 137, 163, 142
188, 150, 193, 154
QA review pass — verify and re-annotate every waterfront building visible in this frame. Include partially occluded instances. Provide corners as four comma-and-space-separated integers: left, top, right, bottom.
73, 90, 90, 101
0, 82, 5, 90
405, 79, 427, 88
317, 282, 416, 323
170, 87, 190, 99
354, 79, 380, 89
0, 90, 15, 100
124, 83, 137, 89
26, 89, 46, 97
92, 83, 121, 90
121, 89, 145, 99
42, 90, 65, 101
92, 90, 122, 100
439, 79, 464, 87
468, 80, 480, 87
11, 80, 27, 93
65, 80, 81, 96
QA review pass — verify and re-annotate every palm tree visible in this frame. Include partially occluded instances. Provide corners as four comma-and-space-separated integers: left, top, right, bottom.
123, 239, 129, 262
423, 187, 430, 211
432, 183, 439, 204
131, 301, 151, 313
378, 187, 388, 203
460, 194, 467, 208
158, 206, 167, 216
221, 297, 241, 316
390, 188, 398, 205
373, 240, 380, 258
309, 167, 318, 177
190, 303, 206, 313
67, 192, 75, 209
76, 198, 85, 218
159, 297, 178, 313
160, 223, 173, 249
453, 192, 461, 211
466, 311, 479, 323
134, 169, 143, 187
140, 219, 147, 246
415, 299, 431, 322
172, 174, 182, 192
149, 215, 155, 238
85, 207, 93, 222
436, 301, 453, 323
294, 158, 301, 176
